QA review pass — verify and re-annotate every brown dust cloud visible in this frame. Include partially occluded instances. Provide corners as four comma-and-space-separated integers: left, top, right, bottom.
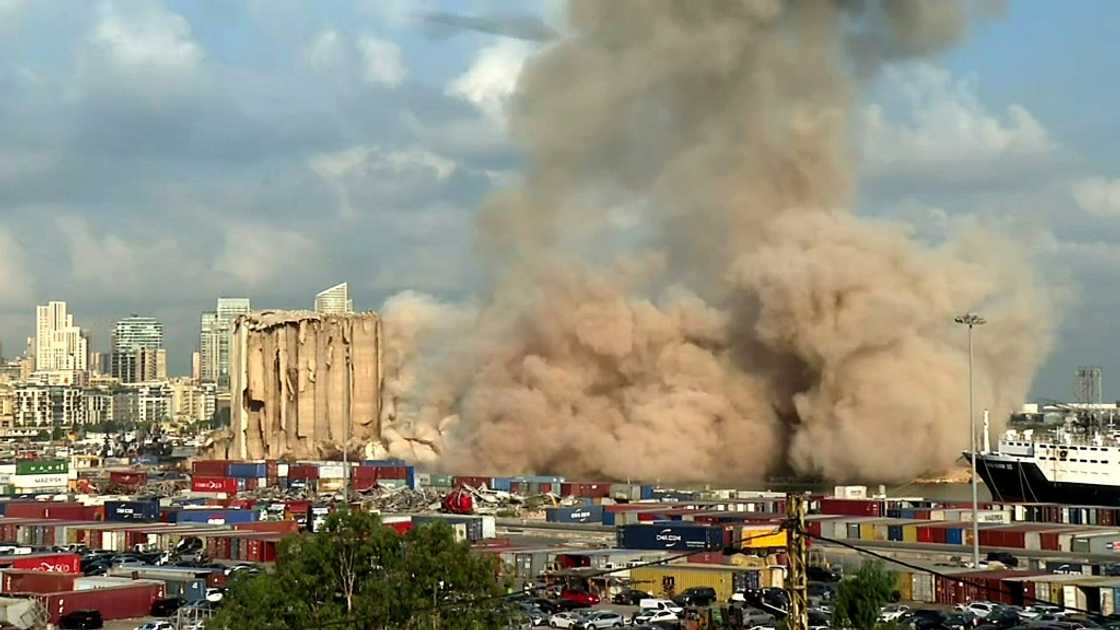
373, 0, 1055, 484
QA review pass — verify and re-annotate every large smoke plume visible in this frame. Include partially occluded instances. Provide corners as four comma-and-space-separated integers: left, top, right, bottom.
374, 0, 1052, 483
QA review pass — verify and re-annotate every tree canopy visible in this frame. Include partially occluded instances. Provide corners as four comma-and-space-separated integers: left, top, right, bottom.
831, 561, 897, 630
208, 511, 513, 630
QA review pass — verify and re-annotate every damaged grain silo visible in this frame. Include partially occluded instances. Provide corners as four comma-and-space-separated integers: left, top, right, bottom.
222, 310, 383, 460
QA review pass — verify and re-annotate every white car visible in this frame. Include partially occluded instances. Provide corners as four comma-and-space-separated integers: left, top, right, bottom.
549, 612, 585, 629
633, 610, 679, 625
1021, 604, 1066, 620
205, 587, 225, 603
879, 604, 911, 622
134, 623, 175, 630
959, 602, 998, 619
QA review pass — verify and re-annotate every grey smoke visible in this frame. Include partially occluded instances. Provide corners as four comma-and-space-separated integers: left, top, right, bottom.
375, 0, 1054, 483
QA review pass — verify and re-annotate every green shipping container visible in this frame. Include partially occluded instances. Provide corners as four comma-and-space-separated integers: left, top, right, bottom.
427, 474, 454, 487
16, 460, 68, 475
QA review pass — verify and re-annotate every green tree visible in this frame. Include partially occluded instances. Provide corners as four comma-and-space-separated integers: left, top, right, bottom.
208, 511, 513, 630
832, 561, 897, 630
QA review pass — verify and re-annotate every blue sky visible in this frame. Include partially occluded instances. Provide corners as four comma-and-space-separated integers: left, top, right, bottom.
0, 1, 1118, 402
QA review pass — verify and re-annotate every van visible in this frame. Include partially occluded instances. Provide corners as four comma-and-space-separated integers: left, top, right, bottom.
639, 599, 684, 614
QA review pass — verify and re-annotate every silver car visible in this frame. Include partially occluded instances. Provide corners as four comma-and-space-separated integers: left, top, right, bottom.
578, 610, 625, 629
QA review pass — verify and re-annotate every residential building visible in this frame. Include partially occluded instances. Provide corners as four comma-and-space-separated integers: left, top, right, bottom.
34, 301, 88, 373
110, 316, 166, 383
14, 385, 86, 427
314, 282, 353, 314
199, 298, 250, 387
170, 378, 217, 423
191, 351, 201, 382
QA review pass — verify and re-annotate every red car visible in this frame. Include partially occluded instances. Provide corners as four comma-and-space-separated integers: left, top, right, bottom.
560, 589, 600, 607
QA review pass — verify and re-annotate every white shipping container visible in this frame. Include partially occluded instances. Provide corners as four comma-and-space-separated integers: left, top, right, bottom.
319, 465, 345, 479
911, 573, 935, 603
481, 515, 496, 539
278, 463, 289, 477
1102, 588, 1116, 616
0, 465, 15, 476
833, 486, 867, 499
1026, 532, 1041, 550
13, 473, 69, 489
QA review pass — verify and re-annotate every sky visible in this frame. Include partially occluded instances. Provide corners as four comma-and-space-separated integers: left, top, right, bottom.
0, 1, 1118, 402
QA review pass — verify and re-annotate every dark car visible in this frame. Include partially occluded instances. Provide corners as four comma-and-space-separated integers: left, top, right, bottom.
59, 610, 103, 629
986, 551, 1020, 568
905, 609, 951, 630
983, 607, 1022, 629
808, 565, 842, 582
150, 597, 185, 617
673, 586, 717, 607
613, 589, 651, 605
944, 611, 978, 629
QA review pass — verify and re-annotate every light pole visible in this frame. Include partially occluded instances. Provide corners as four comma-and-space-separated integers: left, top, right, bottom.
955, 312, 986, 568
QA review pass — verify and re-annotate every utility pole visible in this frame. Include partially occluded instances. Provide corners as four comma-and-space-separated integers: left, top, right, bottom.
786, 493, 808, 630
955, 312, 986, 568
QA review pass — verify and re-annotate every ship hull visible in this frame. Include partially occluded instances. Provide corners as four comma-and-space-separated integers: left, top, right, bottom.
974, 454, 1120, 505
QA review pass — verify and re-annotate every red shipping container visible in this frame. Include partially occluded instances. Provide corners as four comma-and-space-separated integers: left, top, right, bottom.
1040, 532, 1060, 551
352, 477, 377, 492
192, 476, 238, 494
192, 460, 230, 476
39, 582, 165, 624
11, 553, 81, 574
234, 521, 298, 535
287, 465, 319, 480
3, 570, 77, 593
353, 466, 378, 480
818, 499, 882, 517
559, 482, 612, 498
385, 521, 413, 535
108, 471, 147, 486
453, 476, 492, 489
687, 552, 731, 565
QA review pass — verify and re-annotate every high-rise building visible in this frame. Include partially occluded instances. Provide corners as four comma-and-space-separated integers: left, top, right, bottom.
34, 302, 88, 373
191, 352, 201, 382
110, 316, 165, 383
199, 298, 251, 387
314, 282, 353, 314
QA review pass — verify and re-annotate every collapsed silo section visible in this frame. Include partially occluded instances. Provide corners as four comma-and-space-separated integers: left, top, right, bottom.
228, 310, 383, 460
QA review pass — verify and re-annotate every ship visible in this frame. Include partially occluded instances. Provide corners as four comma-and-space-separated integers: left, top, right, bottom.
973, 424, 1120, 505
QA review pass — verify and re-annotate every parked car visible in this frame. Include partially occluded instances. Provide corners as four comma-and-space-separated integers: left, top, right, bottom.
150, 597, 185, 617
134, 622, 175, 630
959, 602, 1001, 619
943, 610, 977, 630
633, 609, 680, 625
516, 603, 547, 627
736, 606, 776, 627
673, 586, 717, 607
904, 609, 951, 630
807, 565, 842, 582
613, 589, 651, 605
578, 610, 626, 629
1022, 605, 1067, 619
59, 610, 103, 629
880, 604, 911, 622
559, 589, 599, 607
974, 607, 1021, 630
638, 598, 684, 615
549, 611, 586, 629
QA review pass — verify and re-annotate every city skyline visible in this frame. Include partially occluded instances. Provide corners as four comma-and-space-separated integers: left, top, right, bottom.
0, 3, 1119, 401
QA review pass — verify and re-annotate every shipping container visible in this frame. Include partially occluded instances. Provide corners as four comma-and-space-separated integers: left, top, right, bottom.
287, 465, 319, 480
560, 482, 612, 498
2, 570, 77, 594
191, 460, 229, 477
191, 477, 238, 494
818, 498, 882, 517
105, 500, 160, 523
15, 460, 67, 476
174, 509, 257, 525
10, 553, 81, 574
228, 462, 267, 478
617, 524, 725, 551
546, 506, 605, 524
108, 471, 147, 487
411, 515, 486, 543
629, 563, 760, 602
39, 582, 165, 624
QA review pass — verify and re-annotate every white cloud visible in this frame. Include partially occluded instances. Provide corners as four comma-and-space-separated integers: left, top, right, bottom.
356, 35, 404, 86
860, 63, 1053, 182
1072, 177, 1120, 216
214, 224, 320, 287
89, 0, 202, 75
0, 229, 33, 303
448, 39, 534, 124
304, 29, 345, 71
310, 145, 457, 218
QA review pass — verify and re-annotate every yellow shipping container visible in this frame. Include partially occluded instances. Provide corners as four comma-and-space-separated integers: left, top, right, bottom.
860, 523, 876, 541
894, 571, 913, 601
903, 525, 918, 543
740, 527, 788, 550
629, 564, 761, 602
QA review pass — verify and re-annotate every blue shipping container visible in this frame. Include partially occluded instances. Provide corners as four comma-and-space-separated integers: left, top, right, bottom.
228, 462, 267, 478
491, 478, 512, 492
105, 500, 160, 522
174, 509, 258, 524
602, 511, 616, 526
946, 528, 963, 545
617, 524, 724, 551
546, 505, 604, 524
640, 485, 655, 500
888, 525, 903, 542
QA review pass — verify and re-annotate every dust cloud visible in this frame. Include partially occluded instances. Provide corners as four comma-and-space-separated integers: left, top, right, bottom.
373, 0, 1054, 483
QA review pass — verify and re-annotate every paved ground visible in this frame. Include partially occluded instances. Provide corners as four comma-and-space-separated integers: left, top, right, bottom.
103, 616, 164, 629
